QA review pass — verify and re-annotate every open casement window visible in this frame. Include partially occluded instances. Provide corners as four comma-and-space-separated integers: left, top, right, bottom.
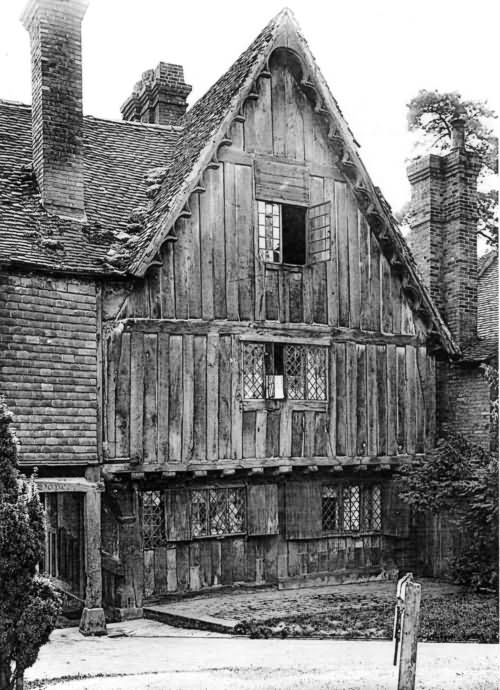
257, 199, 331, 266
321, 484, 382, 534
242, 342, 327, 401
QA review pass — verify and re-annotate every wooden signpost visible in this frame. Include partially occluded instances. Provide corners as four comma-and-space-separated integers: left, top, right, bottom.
393, 573, 421, 690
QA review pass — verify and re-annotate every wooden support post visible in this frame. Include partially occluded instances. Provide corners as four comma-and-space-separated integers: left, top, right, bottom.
395, 573, 421, 690
79, 488, 107, 636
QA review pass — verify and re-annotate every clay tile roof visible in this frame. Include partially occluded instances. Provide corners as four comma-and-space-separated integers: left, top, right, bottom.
0, 99, 179, 275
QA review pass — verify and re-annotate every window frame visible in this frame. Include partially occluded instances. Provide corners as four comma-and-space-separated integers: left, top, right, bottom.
321, 483, 383, 535
241, 341, 328, 402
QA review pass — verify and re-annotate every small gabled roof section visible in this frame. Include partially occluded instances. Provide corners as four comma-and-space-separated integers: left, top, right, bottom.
120, 8, 458, 355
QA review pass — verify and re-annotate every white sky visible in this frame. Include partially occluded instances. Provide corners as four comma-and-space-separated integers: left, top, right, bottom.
0, 0, 498, 213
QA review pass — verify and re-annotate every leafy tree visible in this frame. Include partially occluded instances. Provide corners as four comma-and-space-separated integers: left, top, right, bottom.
0, 398, 60, 690
405, 89, 498, 247
396, 434, 498, 590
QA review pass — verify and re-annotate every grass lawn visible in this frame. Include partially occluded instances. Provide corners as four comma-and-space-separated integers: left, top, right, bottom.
236, 590, 498, 643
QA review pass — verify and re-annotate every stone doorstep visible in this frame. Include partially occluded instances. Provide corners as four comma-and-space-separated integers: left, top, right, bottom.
143, 606, 239, 634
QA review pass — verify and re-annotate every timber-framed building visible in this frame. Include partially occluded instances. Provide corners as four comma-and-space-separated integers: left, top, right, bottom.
0, 0, 497, 633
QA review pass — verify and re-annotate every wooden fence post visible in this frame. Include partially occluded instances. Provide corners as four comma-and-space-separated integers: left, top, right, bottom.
396, 573, 421, 690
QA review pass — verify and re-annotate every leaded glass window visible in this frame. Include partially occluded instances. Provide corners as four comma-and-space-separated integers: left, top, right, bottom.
258, 201, 281, 263
191, 487, 246, 537
243, 342, 265, 399
322, 484, 382, 534
142, 490, 165, 549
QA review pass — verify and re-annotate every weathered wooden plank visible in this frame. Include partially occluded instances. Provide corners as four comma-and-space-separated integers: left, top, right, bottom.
381, 255, 393, 333
154, 546, 168, 594
248, 484, 279, 536
291, 410, 305, 456
314, 411, 329, 456
210, 166, 226, 319
369, 232, 381, 332
182, 335, 194, 463
174, 218, 189, 320
224, 163, 240, 321
356, 344, 367, 456
323, 178, 338, 327
376, 345, 387, 456
233, 538, 247, 583
271, 59, 286, 158
148, 266, 162, 319
303, 409, 315, 458
176, 543, 190, 592
397, 346, 406, 453
285, 481, 322, 539
157, 333, 169, 464
392, 275, 402, 334
206, 332, 219, 461
255, 410, 267, 458
335, 343, 347, 455
406, 346, 417, 455
347, 190, 360, 328
143, 549, 155, 599
243, 95, 257, 154
336, 181, 349, 327
366, 344, 378, 455
266, 409, 280, 458
188, 194, 202, 319
265, 268, 280, 321
106, 330, 121, 459
346, 342, 357, 457
311, 175, 327, 324
115, 332, 130, 458
166, 490, 191, 541
168, 335, 183, 462
231, 336, 243, 460
211, 541, 222, 586
279, 404, 292, 457
192, 336, 206, 461
166, 546, 177, 592
143, 333, 158, 464
160, 242, 175, 319
230, 119, 244, 151
189, 542, 201, 591
328, 347, 336, 457
254, 75, 273, 155
242, 410, 257, 459
284, 68, 299, 161
287, 271, 303, 323
427, 353, 437, 449
359, 214, 370, 331
221, 539, 233, 585
199, 541, 212, 588
199, 172, 215, 320
386, 344, 398, 456
236, 164, 255, 320
218, 335, 232, 460
416, 346, 427, 454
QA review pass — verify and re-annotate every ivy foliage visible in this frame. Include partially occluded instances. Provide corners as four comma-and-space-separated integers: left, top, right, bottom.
405, 89, 498, 247
0, 397, 60, 690
396, 434, 499, 590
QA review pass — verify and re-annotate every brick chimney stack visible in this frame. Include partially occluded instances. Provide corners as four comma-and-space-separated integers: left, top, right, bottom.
406, 113, 481, 347
21, 0, 88, 221
121, 62, 192, 126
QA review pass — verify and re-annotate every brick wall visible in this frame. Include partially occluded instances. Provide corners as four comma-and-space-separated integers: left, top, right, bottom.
437, 362, 490, 447
0, 272, 97, 463
478, 255, 498, 339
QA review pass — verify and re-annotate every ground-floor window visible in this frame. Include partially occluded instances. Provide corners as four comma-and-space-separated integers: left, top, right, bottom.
322, 483, 382, 533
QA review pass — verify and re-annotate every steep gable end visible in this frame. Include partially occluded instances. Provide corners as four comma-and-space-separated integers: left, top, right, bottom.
116, 9, 457, 355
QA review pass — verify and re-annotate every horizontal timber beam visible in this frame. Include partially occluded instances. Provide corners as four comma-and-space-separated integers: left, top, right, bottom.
103, 455, 417, 478
118, 319, 427, 346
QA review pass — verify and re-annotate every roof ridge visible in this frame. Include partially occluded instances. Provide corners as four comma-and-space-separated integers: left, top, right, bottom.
84, 114, 184, 132
0, 98, 31, 109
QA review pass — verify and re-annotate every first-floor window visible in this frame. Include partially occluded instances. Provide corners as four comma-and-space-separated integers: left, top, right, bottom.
242, 341, 327, 401
322, 484, 382, 533
142, 490, 165, 548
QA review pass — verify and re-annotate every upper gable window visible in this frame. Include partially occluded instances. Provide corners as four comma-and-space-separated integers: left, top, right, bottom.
257, 199, 331, 266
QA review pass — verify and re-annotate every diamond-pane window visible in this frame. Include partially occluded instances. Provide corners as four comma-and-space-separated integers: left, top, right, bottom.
362, 485, 382, 531
227, 488, 246, 533
305, 347, 327, 400
322, 486, 339, 531
191, 489, 209, 537
286, 345, 305, 400
142, 490, 165, 549
243, 342, 265, 399
342, 485, 360, 531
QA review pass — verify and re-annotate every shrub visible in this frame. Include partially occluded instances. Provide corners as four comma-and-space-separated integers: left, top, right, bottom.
0, 398, 61, 690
